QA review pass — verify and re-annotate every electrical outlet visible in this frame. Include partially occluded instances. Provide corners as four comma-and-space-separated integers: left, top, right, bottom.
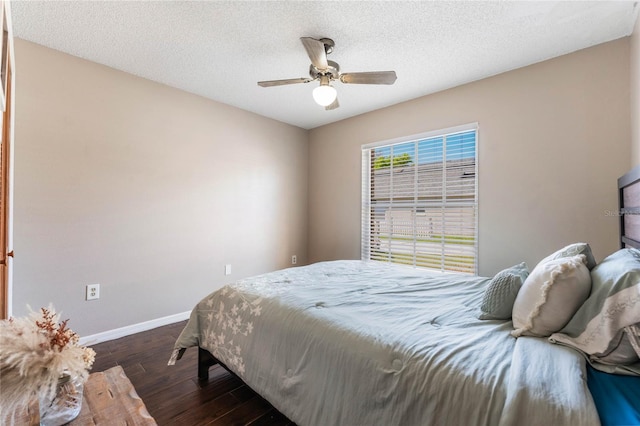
291, 255, 297, 265
86, 284, 100, 301
225, 264, 232, 275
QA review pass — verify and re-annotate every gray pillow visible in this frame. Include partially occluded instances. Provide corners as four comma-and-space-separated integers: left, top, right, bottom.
479, 262, 529, 320
537, 242, 597, 270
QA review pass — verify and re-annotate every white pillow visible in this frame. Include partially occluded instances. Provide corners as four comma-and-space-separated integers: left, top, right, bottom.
511, 255, 591, 338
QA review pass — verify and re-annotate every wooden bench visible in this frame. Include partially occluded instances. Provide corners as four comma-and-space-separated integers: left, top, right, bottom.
5, 365, 157, 425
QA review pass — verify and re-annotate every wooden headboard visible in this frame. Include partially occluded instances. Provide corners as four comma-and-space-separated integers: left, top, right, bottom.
618, 165, 640, 249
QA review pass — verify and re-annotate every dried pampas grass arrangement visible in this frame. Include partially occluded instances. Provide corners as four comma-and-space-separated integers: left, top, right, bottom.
0, 306, 96, 416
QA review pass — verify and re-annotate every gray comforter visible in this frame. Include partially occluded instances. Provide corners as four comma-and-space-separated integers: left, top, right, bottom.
169, 260, 599, 426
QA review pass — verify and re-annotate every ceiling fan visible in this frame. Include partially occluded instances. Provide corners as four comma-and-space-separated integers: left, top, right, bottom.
257, 37, 397, 110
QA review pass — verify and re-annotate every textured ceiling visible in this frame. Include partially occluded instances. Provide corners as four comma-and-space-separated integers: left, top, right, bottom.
10, 1, 640, 130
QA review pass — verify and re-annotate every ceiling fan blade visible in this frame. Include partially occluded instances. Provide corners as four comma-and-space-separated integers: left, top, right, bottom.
258, 78, 313, 87
300, 37, 329, 70
340, 71, 397, 85
325, 97, 340, 111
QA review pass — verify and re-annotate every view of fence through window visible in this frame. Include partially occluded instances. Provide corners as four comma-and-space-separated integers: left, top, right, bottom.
361, 127, 477, 274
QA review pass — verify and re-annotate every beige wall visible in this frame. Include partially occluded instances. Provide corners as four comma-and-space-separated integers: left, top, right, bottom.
631, 13, 640, 167
309, 39, 630, 277
13, 39, 308, 336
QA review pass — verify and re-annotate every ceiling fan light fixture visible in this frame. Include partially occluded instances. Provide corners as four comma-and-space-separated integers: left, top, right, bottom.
312, 81, 337, 106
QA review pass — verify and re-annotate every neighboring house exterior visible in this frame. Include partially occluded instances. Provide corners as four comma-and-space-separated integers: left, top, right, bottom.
371, 158, 476, 239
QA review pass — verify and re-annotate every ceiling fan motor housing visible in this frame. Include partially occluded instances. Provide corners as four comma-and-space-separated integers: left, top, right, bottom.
309, 60, 340, 80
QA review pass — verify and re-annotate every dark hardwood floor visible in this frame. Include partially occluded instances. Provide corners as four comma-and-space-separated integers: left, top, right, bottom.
90, 320, 294, 426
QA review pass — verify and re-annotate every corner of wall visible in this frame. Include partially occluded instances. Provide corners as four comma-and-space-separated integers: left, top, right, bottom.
631, 11, 640, 167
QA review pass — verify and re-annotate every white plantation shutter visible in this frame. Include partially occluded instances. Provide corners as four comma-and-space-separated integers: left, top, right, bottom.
361, 124, 478, 274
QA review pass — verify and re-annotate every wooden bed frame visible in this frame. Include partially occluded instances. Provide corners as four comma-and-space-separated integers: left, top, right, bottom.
198, 347, 245, 383
618, 164, 640, 249
198, 347, 223, 380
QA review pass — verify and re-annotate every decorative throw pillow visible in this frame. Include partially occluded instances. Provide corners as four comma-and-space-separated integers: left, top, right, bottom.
536, 242, 597, 270
478, 262, 529, 320
511, 255, 591, 338
550, 249, 640, 372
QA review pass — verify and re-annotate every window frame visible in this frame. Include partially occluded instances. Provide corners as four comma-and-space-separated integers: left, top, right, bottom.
361, 123, 479, 274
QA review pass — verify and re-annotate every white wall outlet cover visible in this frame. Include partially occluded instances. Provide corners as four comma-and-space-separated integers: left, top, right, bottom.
86, 284, 100, 301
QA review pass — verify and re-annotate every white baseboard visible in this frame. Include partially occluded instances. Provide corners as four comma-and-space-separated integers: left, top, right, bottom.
79, 310, 191, 346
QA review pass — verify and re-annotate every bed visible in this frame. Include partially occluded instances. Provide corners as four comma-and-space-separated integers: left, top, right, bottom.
169, 167, 640, 426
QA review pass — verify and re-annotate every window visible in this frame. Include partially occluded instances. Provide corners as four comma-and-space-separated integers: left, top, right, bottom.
361, 124, 478, 274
